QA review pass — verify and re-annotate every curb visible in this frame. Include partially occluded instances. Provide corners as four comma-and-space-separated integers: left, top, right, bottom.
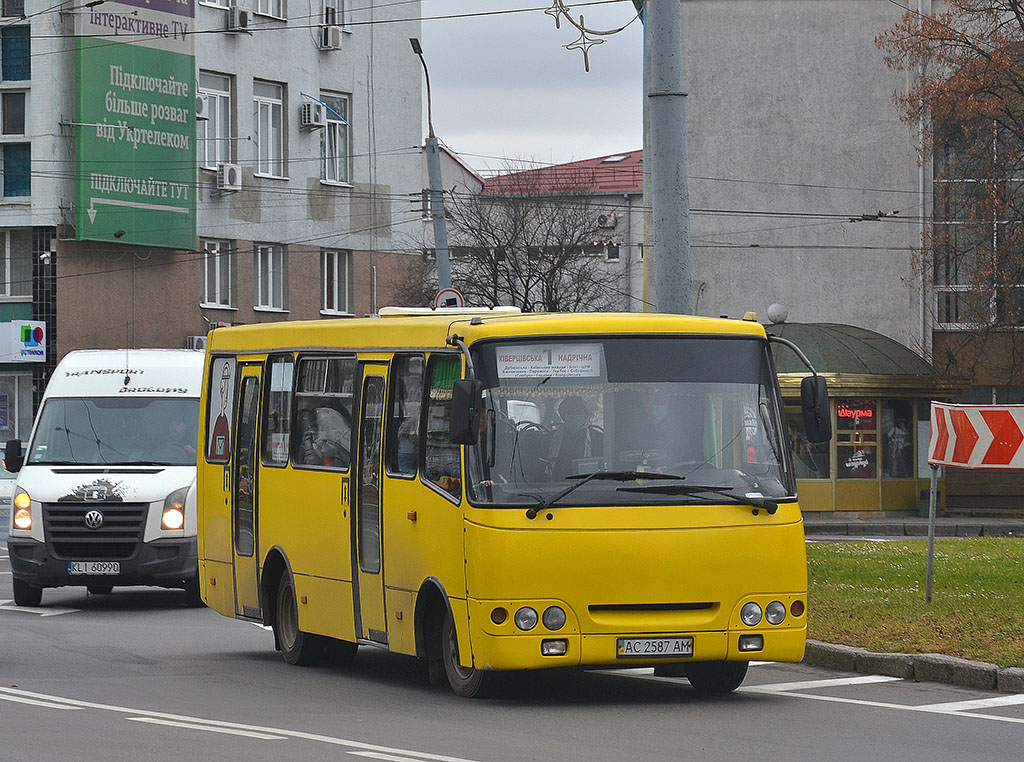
803, 640, 1024, 693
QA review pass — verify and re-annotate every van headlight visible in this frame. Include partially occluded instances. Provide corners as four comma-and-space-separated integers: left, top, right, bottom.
161, 487, 188, 530
13, 489, 32, 530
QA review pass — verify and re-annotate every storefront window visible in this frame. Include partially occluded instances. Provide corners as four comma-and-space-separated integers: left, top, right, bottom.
786, 408, 830, 479
837, 398, 877, 479
882, 400, 914, 478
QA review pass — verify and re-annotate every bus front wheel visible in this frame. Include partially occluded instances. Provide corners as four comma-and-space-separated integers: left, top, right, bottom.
273, 573, 322, 666
684, 660, 748, 695
441, 614, 491, 698
13, 578, 42, 607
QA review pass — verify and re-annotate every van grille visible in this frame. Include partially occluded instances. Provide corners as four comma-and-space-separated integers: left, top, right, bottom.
43, 502, 147, 560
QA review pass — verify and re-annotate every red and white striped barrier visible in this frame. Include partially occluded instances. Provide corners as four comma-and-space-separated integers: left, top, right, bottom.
928, 401, 1024, 469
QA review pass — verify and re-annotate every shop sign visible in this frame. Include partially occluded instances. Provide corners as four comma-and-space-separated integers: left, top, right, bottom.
0, 321, 46, 363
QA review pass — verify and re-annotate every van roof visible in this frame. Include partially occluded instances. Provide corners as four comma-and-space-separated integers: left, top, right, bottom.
45, 349, 205, 399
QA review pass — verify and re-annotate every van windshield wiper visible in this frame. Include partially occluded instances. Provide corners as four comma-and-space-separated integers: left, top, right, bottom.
616, 483, 790, 515
525, 470, 688, 519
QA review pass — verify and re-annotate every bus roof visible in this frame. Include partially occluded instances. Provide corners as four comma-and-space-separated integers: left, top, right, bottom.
205, 311, 768, 354
45, 349, 206, 398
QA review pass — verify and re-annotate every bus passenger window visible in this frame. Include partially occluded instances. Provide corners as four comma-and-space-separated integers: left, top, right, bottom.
292, 356, 355, 470
385, 354, 424, 477
423, 354, 461, 497
262, 354, 293, 467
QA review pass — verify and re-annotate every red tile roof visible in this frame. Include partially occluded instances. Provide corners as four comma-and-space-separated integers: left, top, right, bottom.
481, 151, 644, 195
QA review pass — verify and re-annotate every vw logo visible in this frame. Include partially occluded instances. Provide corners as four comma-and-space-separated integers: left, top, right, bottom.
84, 510, 105, 530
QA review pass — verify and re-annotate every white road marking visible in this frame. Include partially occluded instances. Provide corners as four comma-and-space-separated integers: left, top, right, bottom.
0, 694, 84, 710
127, 717, 285, 740
0, 600, 81, 617
745, 675, 903, 692
0, 687, 487, 761
916, 695, 1024, 713
349, 752, 450, 762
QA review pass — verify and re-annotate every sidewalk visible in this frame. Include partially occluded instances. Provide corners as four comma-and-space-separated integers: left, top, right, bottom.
802, 511, 1024, 693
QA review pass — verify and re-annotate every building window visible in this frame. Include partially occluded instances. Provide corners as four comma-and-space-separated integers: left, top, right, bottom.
199, 72, 231, 169
2, 0, 25, 17
255, 0, 284, 19
1, 26, 29, 81
322, 249, 352, 314
836, 398, 877, 479
323, 0, 344, 26
254, 243, 287, 310
320, 93, 349, 183
2, 91, 24, 134
0, 372, 33, 442
253, 81, 284, 177
0, 230, 30, 297
2, 142, 29, 197
201, 239, 235, 308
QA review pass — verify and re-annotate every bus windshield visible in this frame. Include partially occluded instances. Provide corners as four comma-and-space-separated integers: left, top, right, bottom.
467, 336, 793, 507
28, 397, 200, 466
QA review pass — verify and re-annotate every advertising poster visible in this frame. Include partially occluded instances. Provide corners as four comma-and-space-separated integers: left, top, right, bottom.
75, 0, 197, 249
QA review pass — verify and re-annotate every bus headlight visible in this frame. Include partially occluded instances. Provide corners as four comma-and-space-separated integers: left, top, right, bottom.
765, 601, 787, 625
161, 487, 188, 531
740, 602, 763, 626
13, 489, 32, 530
514, 607, 538, 631
542, 606, 566, 631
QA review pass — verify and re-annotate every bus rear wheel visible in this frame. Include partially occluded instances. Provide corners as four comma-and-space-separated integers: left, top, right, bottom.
273, 572, 322, 666
684, 660, 748, 695
441, 613, 491, 698
13, 578, 42, 607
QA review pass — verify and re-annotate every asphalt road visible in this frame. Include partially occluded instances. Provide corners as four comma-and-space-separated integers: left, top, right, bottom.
1, 552, 1022, 762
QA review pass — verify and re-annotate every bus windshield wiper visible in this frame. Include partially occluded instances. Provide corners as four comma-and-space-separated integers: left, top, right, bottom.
525, 470, 689, 519
617, 483, 789, 515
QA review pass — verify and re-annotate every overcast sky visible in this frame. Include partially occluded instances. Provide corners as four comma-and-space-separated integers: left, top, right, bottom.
421, 1, 644, 175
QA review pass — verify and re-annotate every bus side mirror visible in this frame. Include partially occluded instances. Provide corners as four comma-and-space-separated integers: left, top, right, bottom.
450, 379, 484, 445
4, 438, 23, 473
801, 376, 831, 444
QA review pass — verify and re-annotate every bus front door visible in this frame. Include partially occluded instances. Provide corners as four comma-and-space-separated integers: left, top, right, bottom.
354, 367, 387, 644
232, 366, 262, 619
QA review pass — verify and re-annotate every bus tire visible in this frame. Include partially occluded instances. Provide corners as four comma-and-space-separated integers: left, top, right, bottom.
684, 660, 748, 695
441, 613, 490, 698
13, 578, 42, 607
87, 585, 114, 595
183, 578, 205, 608
273, 572, 322, 666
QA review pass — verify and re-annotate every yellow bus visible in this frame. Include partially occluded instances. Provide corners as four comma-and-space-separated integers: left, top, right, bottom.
196, 308, 830, 697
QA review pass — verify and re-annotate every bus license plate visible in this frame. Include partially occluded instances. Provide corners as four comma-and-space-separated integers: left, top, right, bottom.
616, 636, 693, 659
67, 561, 120, 575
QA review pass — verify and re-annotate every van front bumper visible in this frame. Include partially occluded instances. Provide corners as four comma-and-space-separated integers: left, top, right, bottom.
6, 536, 198, 589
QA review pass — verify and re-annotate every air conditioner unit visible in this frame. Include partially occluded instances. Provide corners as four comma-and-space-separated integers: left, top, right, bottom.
319, 24, 343, 50
300, 102, 328, 129
196, 93, 210, 121
226, 6, 249, 32
597, 213, 618, 229
216, 162, 242, 192
186, 335, 208, 351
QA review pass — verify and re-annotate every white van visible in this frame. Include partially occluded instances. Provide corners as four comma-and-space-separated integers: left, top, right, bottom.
4, 349, 205, 607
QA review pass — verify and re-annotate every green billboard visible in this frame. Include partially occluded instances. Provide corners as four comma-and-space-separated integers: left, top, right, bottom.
75, 1, 196, 249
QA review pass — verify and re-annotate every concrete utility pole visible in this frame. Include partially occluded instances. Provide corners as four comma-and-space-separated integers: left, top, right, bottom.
410, 38, 452, 292
640, 0, 692, 314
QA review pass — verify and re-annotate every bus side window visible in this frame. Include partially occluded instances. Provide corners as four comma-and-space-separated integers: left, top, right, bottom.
385, 354, 424, 477
292, 355, 355, 470
261, 354, 294, 467
423, 354, 461, 497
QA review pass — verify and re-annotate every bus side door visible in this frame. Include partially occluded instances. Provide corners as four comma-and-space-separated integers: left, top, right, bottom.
353, 364, 387, 644
232, 365, 262, 619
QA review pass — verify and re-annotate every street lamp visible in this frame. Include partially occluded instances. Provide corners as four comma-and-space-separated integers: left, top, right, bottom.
410, 38, 452, 294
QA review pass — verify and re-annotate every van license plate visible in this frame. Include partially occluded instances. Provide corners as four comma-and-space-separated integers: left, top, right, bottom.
616, 637, 693, 658
67, 561, 120, 575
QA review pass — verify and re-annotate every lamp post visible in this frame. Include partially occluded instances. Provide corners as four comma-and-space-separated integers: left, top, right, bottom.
410, 38, 452, 293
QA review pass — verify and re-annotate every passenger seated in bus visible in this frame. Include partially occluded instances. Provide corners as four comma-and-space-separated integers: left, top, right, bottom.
545, 395, 603, 478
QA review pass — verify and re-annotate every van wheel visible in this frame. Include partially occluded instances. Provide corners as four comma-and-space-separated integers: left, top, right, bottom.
684, 661, 748, 695
441, 613, 491, 698
13, 578, 42, 607
87, 585, 114, 595
273, 572, 323, 666
183, 578, 204, 608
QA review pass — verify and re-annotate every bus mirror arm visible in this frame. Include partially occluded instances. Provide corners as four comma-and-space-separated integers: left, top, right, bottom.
768, 335, 832, 444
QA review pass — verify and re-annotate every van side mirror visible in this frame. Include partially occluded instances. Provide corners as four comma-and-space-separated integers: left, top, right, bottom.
450, 379, 484, 445
4, 438, 23, 473
800, 376, 831, 444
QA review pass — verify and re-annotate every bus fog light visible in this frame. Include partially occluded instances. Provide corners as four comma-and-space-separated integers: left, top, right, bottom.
541, 639, 567, 656
740, 602, 762, 626
765, 601, 787, 625
514, 607, 538, 631
490, 607, 508, 625
542, 606, 566, 630
738, 635, 764, 652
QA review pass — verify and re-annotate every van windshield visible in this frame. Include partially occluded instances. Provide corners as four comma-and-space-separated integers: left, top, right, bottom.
28, 397, 200, 466
467, 336, 794, 507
